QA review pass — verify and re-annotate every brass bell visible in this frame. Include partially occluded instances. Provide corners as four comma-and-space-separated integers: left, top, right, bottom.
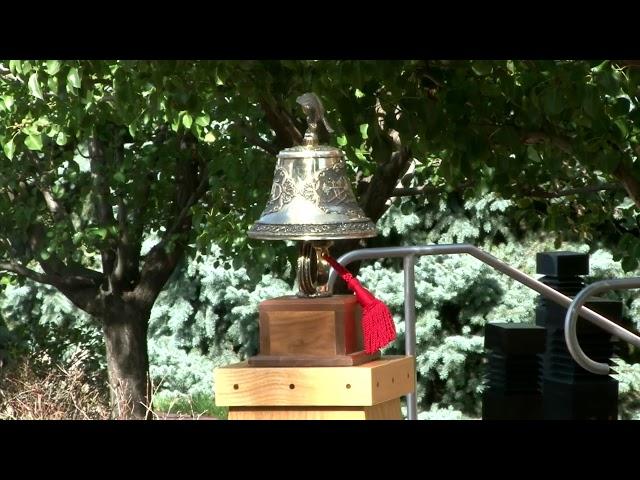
248, 93, 377, 297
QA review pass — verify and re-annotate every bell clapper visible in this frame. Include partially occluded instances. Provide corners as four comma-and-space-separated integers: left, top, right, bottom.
296, 240, 333, 297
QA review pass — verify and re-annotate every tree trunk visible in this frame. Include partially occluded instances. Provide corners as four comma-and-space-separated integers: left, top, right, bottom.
102, 308, 151, 419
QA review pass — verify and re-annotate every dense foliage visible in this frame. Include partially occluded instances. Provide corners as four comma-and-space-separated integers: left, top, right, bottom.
3, 60, 640, 417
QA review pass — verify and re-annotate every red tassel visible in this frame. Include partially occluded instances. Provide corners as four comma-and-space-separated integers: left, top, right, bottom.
323, 254, 397, 354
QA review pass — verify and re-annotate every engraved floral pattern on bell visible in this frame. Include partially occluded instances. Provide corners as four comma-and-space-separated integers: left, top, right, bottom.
316, 162, 359, 212
299, 180, 319, 204
263, 167, 296, 215
263, 159, 361, 216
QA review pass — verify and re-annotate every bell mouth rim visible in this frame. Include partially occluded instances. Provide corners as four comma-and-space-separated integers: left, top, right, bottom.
247, 221, 378, 241
247, 232, 378, 241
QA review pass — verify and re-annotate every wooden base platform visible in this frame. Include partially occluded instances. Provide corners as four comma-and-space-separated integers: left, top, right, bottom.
215, 355, 415, 420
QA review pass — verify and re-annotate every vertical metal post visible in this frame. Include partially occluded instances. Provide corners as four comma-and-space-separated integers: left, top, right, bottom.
404, 255, 418, 420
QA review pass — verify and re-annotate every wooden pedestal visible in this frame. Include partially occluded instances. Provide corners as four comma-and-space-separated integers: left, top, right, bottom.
248, 295, 379, 367
215, 356, 415, 420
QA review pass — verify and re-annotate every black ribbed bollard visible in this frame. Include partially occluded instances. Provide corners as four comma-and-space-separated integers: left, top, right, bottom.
536, 251, 621, 420
482, 322, 546, 420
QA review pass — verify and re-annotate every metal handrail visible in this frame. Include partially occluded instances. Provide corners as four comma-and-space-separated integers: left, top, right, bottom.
564, 278, 640, 375
328, 243, 626, 420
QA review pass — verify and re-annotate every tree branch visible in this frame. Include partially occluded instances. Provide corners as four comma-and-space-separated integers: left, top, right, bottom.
359, 148, 413, 222
392, 180, 474, 197
392, 185, 441, 197
1, 254, 103, 316
41, 187, 67, 221
131, 243, 180, 312
524, 182, 622, 199
614, 163, 640, 209
0, 260, 57, 285
521, 130, 572, 154
164, 163, 209, 239
108, 126, 169, 294
258, 95, 303, 149
359, 97, 414, 222
0, 260, 96, 288
112, 196, 128, 289
26, 222, 103, 286
133, 142, 209, 311
89, 133, 116, 280
89, 134, 115, 227
234, 121, 279, 155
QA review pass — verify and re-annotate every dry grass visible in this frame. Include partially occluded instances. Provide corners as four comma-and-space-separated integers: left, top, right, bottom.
0, 349, 111, 420
0, 351, 222, 420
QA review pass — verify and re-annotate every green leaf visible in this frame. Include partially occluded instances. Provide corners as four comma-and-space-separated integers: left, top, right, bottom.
582, 88, 598, 118
471, 61, 493, 76
614, 118, 628, 139
195, 114, 210, 126
621, 256, 638, 272
9, 60, 21, 75
67, 67, 81, 89
24, 133, 43, 151
51, 184, 65, 199
46, 124, 60, 138
21, 124, 38, 136
3, 95, 14, 110
596, 69, 620, 94
597, 149, 620, 173
55, 131, 68, 146
215, 69, 224, 85
182, 113, 193, 129
527, 145, 541, 163
204, 131, 216, 143
47, 76, 59, 93
359, 123, 369, 140
632, 241, 640, 262
591, 60, 609, 73
192, 122, 203, 138
3, 139, 15, 160
337, 134, 347, 147
113, 171, 126, 183
28, 73, 44, 100
611, 97, 630, 117
20, 61, 32, 75
171, 116, 180, 132
619, 233, 636, 252
542, 88, 563, 116
35, 116, 51, 127
45, 60, 61, 76
86, 227, 108, 240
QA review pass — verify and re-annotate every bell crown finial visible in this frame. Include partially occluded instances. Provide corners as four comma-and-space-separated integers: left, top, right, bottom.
296, 92, 334, 146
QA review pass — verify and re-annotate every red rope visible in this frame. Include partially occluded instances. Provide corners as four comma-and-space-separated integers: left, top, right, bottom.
323, 254, 397, 354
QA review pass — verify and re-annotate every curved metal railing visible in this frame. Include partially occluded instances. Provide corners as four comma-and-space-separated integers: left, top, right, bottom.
328, 244, 640, 420
564, 278, 640, 375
